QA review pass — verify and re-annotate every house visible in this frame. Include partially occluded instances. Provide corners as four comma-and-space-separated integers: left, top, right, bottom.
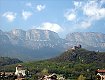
96, 69, 105, 80
0, 72, 15, 78
15, 64, 26, 78
40, 73, 65, 80
41, 73, 57, 80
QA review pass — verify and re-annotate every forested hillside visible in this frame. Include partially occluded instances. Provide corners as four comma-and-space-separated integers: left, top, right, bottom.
0, 57, 22, 66
2, 48, 105, 79
51, 48, 105, 64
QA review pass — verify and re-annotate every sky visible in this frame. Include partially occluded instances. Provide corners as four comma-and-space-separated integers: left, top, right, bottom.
0, 0, 105, 38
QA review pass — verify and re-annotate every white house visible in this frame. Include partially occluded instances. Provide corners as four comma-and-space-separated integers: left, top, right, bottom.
96, 69, 105, 80
15, 64, 26, 77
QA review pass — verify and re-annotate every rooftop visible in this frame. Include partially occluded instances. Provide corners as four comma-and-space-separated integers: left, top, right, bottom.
96, 70, 105, 73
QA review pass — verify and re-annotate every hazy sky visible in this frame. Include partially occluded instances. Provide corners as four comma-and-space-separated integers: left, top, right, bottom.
0, 0, 105, 37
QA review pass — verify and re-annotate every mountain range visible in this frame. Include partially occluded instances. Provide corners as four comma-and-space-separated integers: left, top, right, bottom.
0, 29, 105, 61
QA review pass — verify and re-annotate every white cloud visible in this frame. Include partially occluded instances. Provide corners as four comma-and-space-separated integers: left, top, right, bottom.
74, 1, 82, 7
74, 1, 79, 7
83, 1, 105, 20
36, 5, 45, 11
81, 0, 105, 29
37, 22, 63, 33
65, 13, 76, 21
2, 12, 16, 22
80, 21, 91, 29
64, 10, 76, 21
65, 0, 105, 30
26, 2, 32, 7
22, 11, 32, 20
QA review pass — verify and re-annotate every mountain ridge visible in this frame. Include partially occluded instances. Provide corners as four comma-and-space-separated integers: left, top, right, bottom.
0, 29, 65, 61
0, 29, 105, 61
65, 32, 105, 51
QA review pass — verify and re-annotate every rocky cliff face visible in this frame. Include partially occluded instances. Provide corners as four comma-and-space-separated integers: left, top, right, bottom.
7, 29, 60, 41
0, 29, 65, 61
0, 30, 10, 44
66, 32, 105, 51
25, 29, 60, 41
5, 29, 63, 49
66, 32, 105, 43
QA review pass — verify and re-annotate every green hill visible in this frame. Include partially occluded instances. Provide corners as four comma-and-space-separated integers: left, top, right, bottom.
51, 48, 105, 64
0, 57, 22, 66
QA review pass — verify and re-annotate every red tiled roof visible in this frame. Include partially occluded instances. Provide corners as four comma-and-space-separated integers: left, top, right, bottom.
96, 70, 105, 73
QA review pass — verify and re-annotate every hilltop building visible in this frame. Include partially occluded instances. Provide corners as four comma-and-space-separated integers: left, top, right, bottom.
71, 44, 82, 50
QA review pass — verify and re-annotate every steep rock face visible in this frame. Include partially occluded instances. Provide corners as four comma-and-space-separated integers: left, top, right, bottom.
0, 29, 65, 61
5, 29, 26, 45
66, 32, 105, 51
9, 29, 26, 40
0, 30, 10, 44
5, 29, 62, 49
24, 29, 63, 49
6, 29, 60, 41
66, 32, 105, 43
25, 29, 60, 41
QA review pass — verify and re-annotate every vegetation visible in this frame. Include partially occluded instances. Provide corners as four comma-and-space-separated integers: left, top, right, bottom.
77, 74, 86, 80
1, 48, 105, 79
0, 57, 22, 66
0, 57, 22, 72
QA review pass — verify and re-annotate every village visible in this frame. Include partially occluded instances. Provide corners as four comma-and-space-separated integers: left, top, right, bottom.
0, 64, 65, 80
0, 64, 105, 80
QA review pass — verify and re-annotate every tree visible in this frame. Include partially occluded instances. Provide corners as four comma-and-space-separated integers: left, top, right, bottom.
78, 74, 86, 80
41, 68, 49, 75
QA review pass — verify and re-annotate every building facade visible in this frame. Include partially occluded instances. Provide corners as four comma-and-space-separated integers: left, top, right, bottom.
15, 64, 26, 78
96, 70, 105, 80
